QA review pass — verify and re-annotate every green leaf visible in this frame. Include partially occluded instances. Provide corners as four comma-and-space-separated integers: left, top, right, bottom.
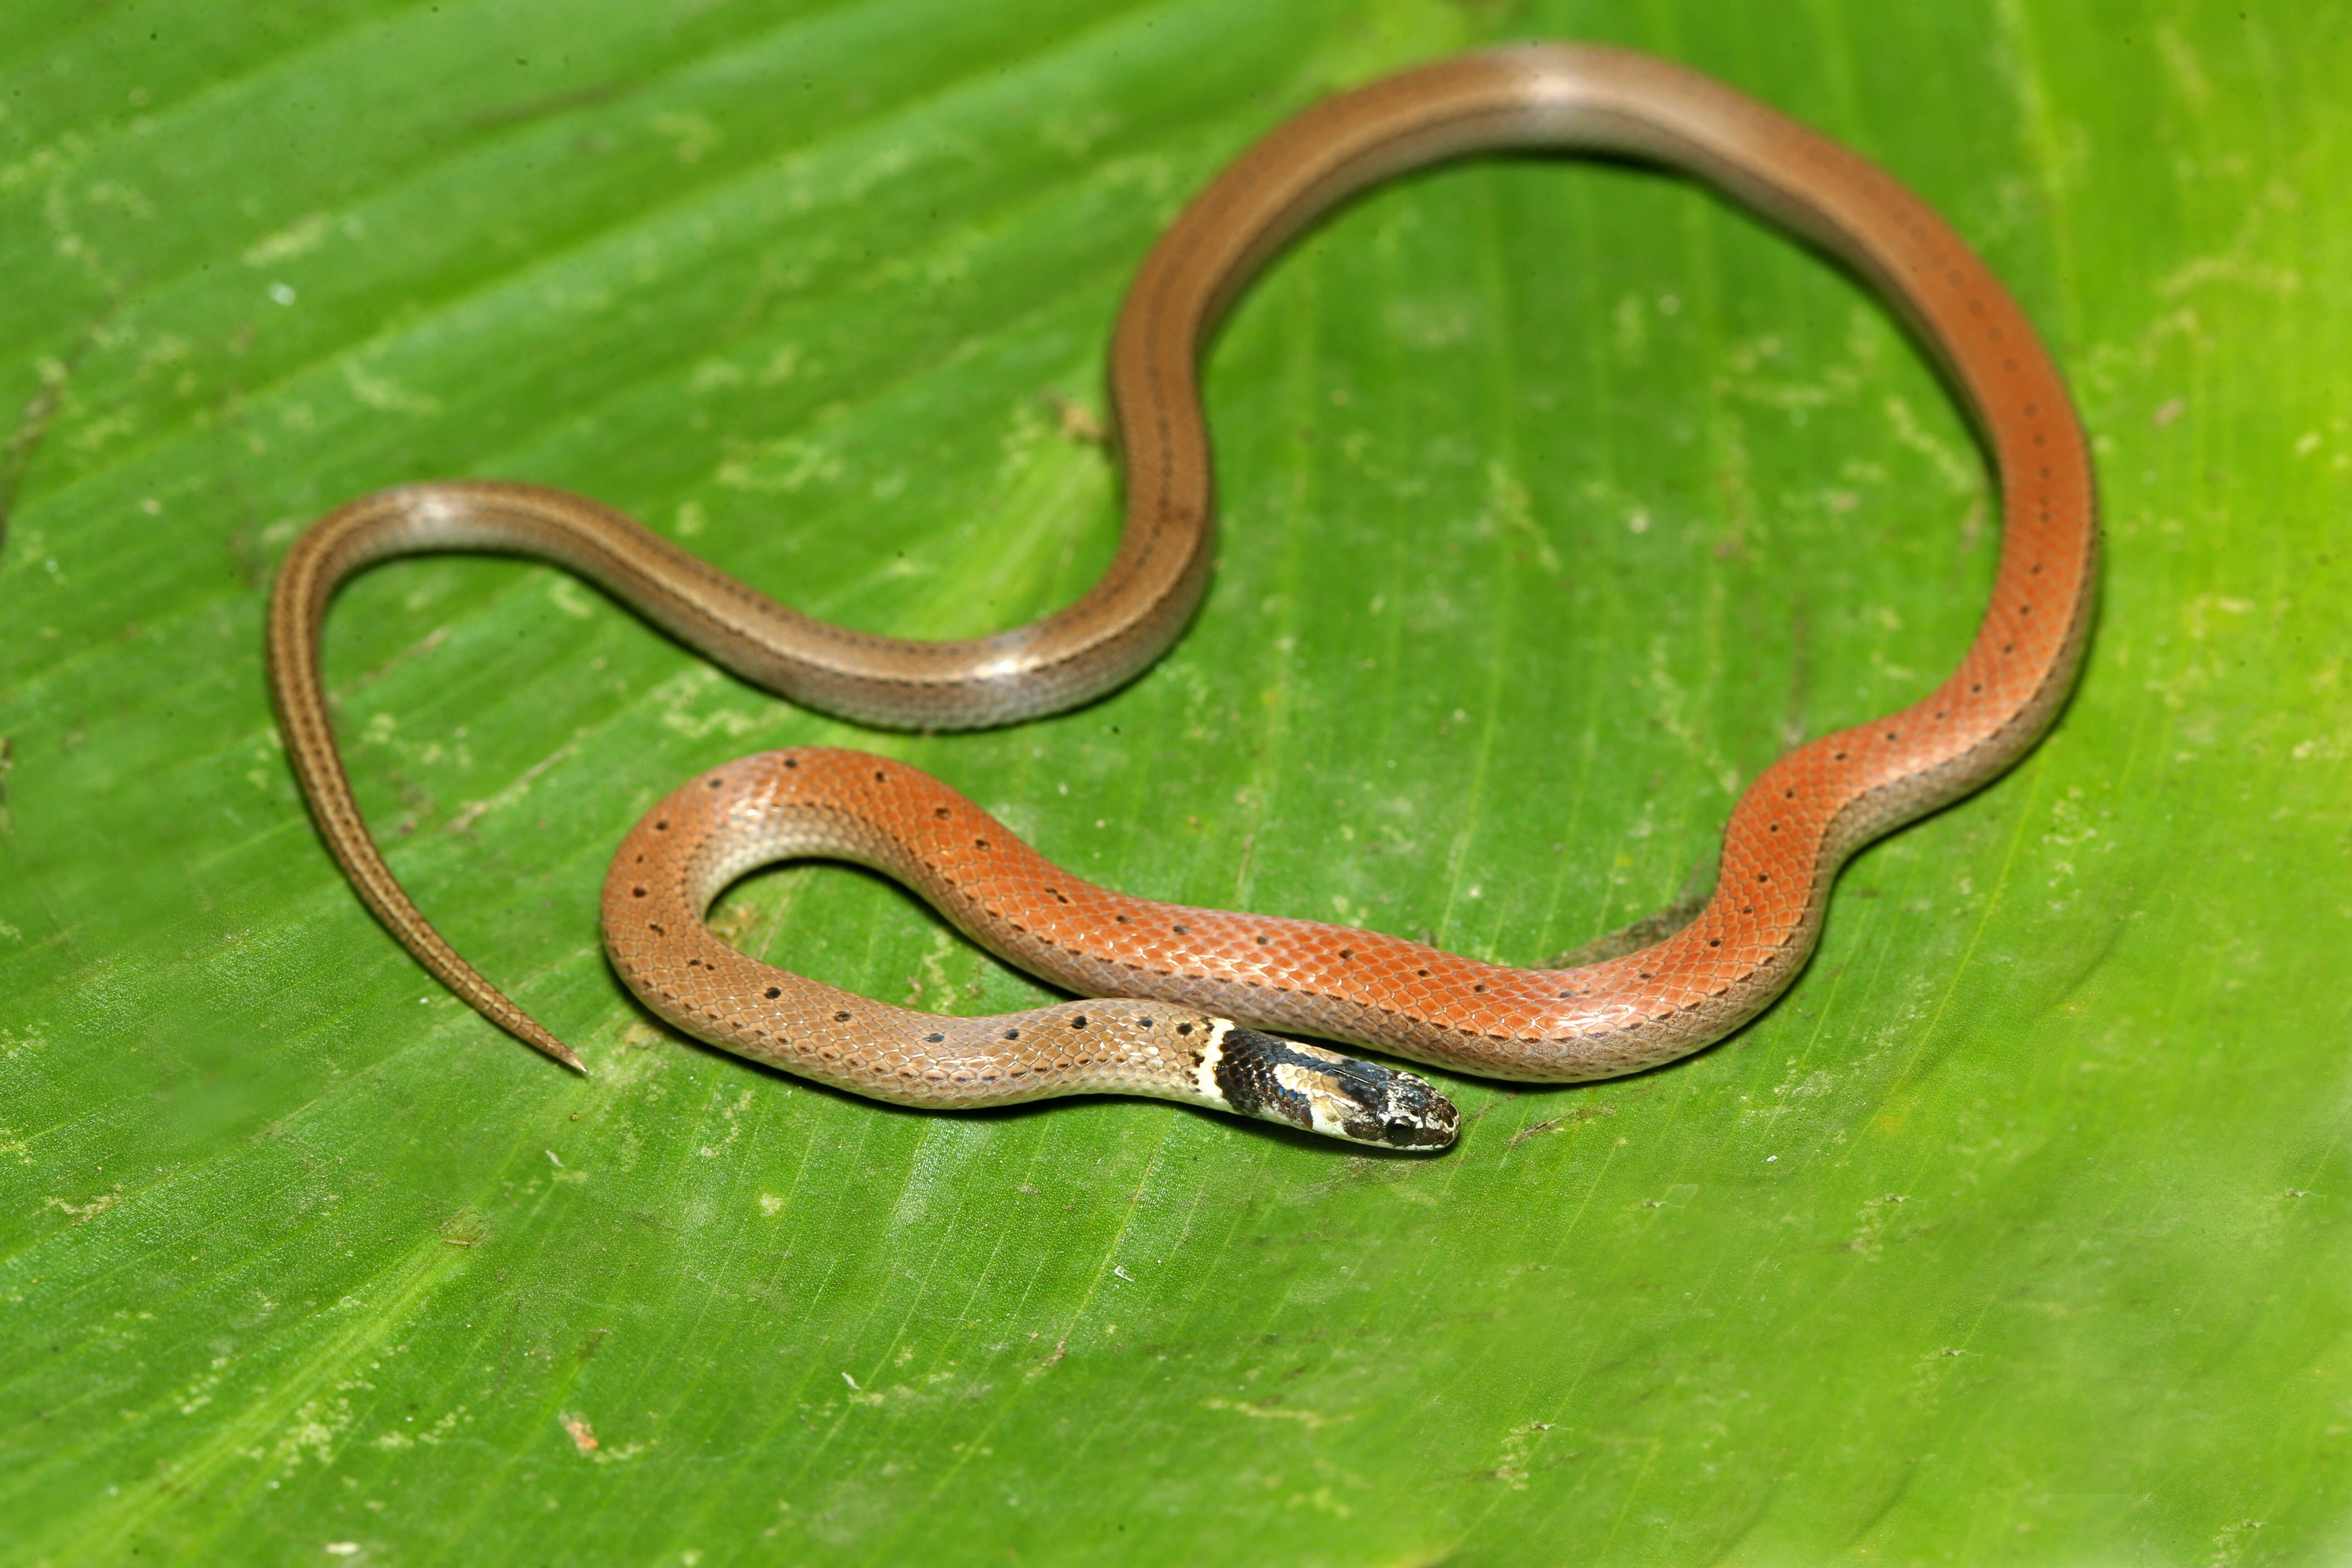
5, 2, 2347, 1563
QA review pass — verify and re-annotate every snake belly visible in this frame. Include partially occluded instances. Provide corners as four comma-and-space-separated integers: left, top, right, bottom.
270, 44, 2097, 1135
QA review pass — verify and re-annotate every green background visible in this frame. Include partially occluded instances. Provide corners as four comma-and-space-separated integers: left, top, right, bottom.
3, 1, 2345, 1562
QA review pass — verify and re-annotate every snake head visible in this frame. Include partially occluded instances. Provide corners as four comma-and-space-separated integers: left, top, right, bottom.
1205, 1024, 1459, 1150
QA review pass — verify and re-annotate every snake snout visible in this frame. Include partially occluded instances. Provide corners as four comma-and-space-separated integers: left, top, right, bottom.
1373, 1071, 1460, 1149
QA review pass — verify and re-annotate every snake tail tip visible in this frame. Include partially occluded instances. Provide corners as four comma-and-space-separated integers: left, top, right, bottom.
525, 1032, 589, 1075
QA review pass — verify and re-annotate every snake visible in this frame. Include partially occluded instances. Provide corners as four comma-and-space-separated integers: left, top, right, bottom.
268, 43, 2097, 1152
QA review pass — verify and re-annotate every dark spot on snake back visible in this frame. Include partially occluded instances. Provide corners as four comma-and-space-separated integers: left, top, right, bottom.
765, 986, 781, 999
833, 1010, 851, 1022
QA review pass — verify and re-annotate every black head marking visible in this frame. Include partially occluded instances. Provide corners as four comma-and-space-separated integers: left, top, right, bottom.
1215, 1028, 1457, 1149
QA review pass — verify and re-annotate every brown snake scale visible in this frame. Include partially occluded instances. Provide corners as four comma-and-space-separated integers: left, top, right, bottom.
269, 44, 2097, 1147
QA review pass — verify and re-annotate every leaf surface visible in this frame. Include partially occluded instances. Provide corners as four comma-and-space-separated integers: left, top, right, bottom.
3, 3, 2347, 1563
